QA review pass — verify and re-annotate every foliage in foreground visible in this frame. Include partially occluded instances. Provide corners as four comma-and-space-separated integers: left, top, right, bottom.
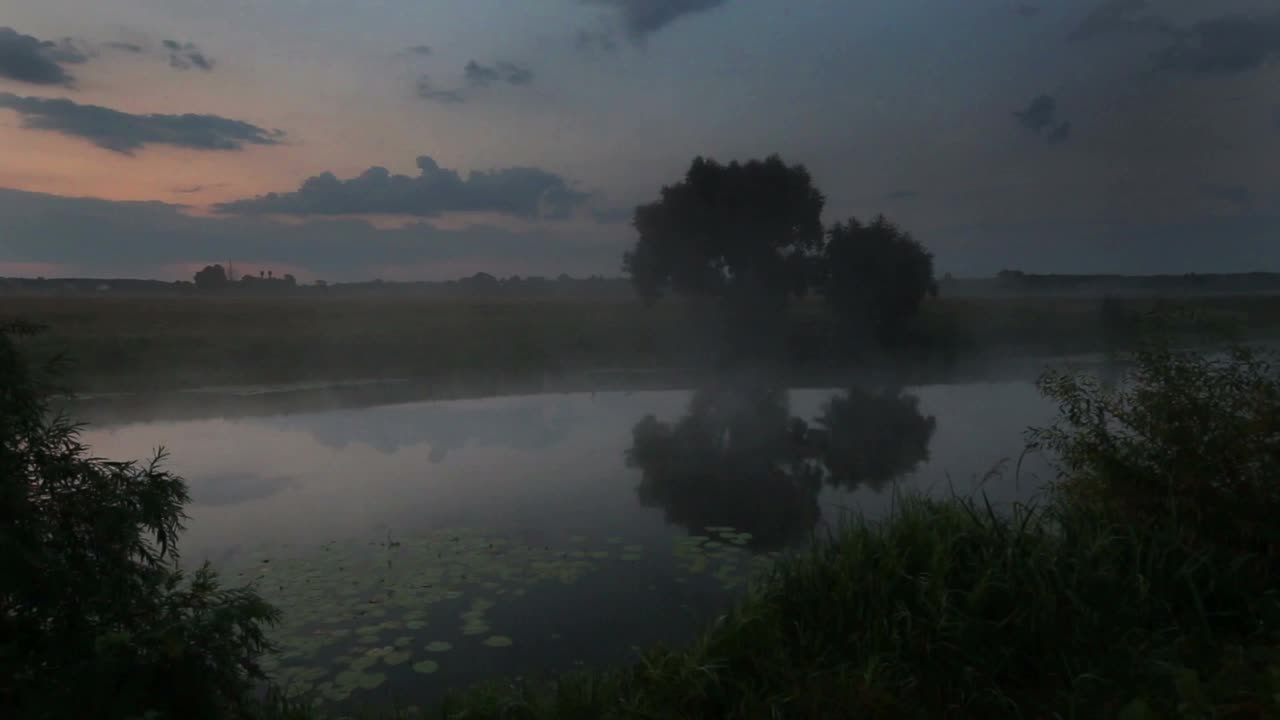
0, 322, 280, 720
1031, 338, 1280, 562
416, 497, 1279, 720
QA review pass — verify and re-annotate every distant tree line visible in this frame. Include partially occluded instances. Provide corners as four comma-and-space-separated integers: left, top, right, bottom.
193, 264, 297, 291
986, 270, 1280, 296
0, 274, 634, 298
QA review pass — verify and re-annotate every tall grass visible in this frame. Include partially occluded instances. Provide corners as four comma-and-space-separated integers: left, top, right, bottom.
404, 496, 1276, 720
4, 294, 1278, 393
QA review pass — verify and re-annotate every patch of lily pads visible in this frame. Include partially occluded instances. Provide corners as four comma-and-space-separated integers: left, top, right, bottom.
213, 525, 780, 710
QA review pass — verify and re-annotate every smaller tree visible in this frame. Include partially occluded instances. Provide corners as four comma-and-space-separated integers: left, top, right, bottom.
0, 323, 280, 719
822, 215, 937, 347
192, 264, 229, 291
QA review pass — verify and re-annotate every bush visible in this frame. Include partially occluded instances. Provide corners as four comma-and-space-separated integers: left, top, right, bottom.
0, 322, 280, 720
1029, 335, 1280, 563
430, 492, 1280, 720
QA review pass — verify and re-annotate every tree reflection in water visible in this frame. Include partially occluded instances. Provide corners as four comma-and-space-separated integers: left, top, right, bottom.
626, 381, 936, 551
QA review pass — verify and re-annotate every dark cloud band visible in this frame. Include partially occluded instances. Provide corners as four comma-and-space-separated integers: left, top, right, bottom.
215, 155, 589, 220
581, 0, 728, 39
0, 187, 621, 280
0, 93, 284, 153
0, 26, 88, 86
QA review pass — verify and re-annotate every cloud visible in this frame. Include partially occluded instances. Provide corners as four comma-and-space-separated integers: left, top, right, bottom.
0, 187, 622, 280
1070, 4, 1279, 76
416, 60, 533, 103
1200, 183, 1254, 209
1069, 0, 1174, 42
464, 60, 533, 88
592, 206, 633, 224
416, 75, 465, 103
162, 39, 214, 71
574, 28, 619, 54
215, 155, 590, 220
105, 41, 144, 53
1014, 3, 1041, 19
0, 93, 285, 154
581, 0, 729, 40
406, 44, 433, 56
1046, 121, 1072, 145
0, 26, 89, 86
1155, 12, 1280, 75
1013, 95, 1073, 145
887, 190, 918, 201
1014, 94, 1058, 134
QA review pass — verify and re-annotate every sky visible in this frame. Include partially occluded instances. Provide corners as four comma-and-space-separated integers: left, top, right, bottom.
1, 0, 1279, 282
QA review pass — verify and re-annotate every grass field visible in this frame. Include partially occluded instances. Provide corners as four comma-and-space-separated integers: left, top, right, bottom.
3, 292, 1279, 393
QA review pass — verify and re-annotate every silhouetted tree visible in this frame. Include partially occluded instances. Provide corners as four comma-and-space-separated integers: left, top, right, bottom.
623, 155, 826, 305
192, 264, 229, 291
810, 386, 936, 492
623, 155, 826, 364
823, 215, 937, 347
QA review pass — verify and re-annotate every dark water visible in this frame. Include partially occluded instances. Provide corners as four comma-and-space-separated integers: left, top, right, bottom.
79, 380, 1060, 711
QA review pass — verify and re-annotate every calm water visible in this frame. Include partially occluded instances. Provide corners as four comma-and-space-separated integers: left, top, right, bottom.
80, 379, 1061, 711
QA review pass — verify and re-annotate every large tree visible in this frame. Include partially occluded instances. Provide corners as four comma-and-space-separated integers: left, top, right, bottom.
192, 264, 229, 291
822, 215, 937, 347
623, 155, 826, 305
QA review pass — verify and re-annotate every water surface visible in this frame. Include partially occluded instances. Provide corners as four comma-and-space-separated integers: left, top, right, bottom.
80, 380, 1060, 710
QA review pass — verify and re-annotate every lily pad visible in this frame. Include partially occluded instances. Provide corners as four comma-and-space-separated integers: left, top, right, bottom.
424, 641, 453, 652
383, 649, 412, 666
405, 620, 427, 630
412, 660, 439, 674
357, 672, 387, 690
482, 635, 513, 648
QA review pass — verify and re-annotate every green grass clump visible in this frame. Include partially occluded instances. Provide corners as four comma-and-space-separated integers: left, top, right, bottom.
422, 495, 1279, 720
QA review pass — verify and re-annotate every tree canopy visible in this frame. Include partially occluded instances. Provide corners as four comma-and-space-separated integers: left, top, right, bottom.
623, 155, 826, 304
193, 263, 229, 290
822, 215, 938, 346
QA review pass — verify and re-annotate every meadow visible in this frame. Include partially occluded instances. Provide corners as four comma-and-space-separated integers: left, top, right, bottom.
3, 292, 1278, 394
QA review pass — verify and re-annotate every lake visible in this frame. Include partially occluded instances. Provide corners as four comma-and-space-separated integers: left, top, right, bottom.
78, 375, 1066, 712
